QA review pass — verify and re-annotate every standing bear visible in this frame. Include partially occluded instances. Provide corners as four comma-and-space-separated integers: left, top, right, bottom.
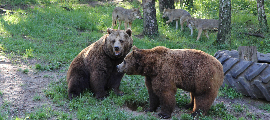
117, 46, 224, 119
67, 28, 133, 100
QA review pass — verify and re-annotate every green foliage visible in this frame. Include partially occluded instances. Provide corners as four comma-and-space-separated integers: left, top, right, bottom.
208, 102, 235, 119
0, 101, 10, 120
0, 111, 7, 120
179, 113, 193, 120
26, 106, 73, 119
258, 103, 270, 111
23, 68, 29, 74
219, 85, 243, 99
232, 104, 246, 112
23, 47, 34, 58
119, 75, 149, 109
33, 94, 41, 101
175, 89, 190, 107
44, 77, 68, 106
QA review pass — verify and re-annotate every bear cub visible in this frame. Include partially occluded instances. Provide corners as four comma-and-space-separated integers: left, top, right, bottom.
67, 28, 133, 100
117, 46, 224, 119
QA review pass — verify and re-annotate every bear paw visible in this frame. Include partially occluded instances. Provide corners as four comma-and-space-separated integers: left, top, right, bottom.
158, 113, 171, 119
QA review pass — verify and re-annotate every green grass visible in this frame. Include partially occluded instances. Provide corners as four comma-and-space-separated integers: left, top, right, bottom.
219, 85, 243, 99
232, 104, 246, 112
208, 102, 234, 119
33, 94, 41, 101
258, 103, 270, 111
0, 0, 270, 119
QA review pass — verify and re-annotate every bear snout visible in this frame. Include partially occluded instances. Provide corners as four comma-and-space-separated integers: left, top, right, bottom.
116, 62, 125, 73
116, 65, 121, 72
114, 46, 119, 51
114, 46, 121, 55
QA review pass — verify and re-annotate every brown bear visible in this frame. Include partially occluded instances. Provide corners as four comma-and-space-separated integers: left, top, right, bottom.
67, 28, 133, 100
117, 46, 224, 119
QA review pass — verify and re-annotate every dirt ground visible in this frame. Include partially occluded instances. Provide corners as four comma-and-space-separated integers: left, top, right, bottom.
0, 53, 67, 118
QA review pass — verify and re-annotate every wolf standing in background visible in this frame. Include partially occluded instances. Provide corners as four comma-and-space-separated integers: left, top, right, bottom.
187, 17, 219, 41
162, 8, 192, 32
112, 7, 143, 30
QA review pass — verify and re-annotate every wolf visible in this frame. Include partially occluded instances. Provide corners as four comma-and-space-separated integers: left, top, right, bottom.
112, 7, 143, 30
162, 8, 192, 32
187, 17, 219, 41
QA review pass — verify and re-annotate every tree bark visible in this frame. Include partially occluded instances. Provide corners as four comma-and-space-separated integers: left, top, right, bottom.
143, 0, 159, 37
257, 0, 269, 32
217, 0, 231, 49
238, 46, 258, 63
159, 0, 175, 15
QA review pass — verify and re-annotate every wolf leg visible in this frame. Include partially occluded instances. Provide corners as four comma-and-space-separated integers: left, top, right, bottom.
197, 29, 202, 41
176, 20, 178, 29
204, 30, 209, 39
188, 24, 193, 36
180, 19, 184, 31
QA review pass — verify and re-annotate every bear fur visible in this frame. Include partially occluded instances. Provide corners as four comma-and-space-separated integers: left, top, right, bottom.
67, 28, 133, 100
117, 46, 224, 118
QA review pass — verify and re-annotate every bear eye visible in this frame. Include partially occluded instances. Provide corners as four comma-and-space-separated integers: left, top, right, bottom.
119, 39, 124, 43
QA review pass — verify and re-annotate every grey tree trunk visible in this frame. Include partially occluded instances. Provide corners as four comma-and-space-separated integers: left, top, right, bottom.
217, 0, 231, 49
238, 46, 258, 63
142, 0, 159, 37
159, 0, 175, 15
257, 0, 269, 32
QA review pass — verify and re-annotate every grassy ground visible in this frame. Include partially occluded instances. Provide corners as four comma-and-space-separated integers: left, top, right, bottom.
0, 0, 270, 119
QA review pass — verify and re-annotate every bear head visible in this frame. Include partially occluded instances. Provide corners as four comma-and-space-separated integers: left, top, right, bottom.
103, 28, 133, 59
117, 46, 141, 75
116, 46, 161, 76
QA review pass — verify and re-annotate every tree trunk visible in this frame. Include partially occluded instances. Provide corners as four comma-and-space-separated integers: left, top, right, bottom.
217, 0, 231, 49
159, 0, 175, 15
257, 0, 269, 32
238, 46, 258, 63
143, 0, 159, 37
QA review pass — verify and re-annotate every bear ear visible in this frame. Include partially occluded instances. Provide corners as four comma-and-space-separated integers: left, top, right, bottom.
107, 28, 113, 34
126, 28, 132, 37
132, 46, 138, 51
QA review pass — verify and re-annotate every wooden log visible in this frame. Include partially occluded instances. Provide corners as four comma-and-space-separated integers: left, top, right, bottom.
238, 46, 258, 62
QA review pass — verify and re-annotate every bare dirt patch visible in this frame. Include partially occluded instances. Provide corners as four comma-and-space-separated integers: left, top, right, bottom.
0, 54, 66, 118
